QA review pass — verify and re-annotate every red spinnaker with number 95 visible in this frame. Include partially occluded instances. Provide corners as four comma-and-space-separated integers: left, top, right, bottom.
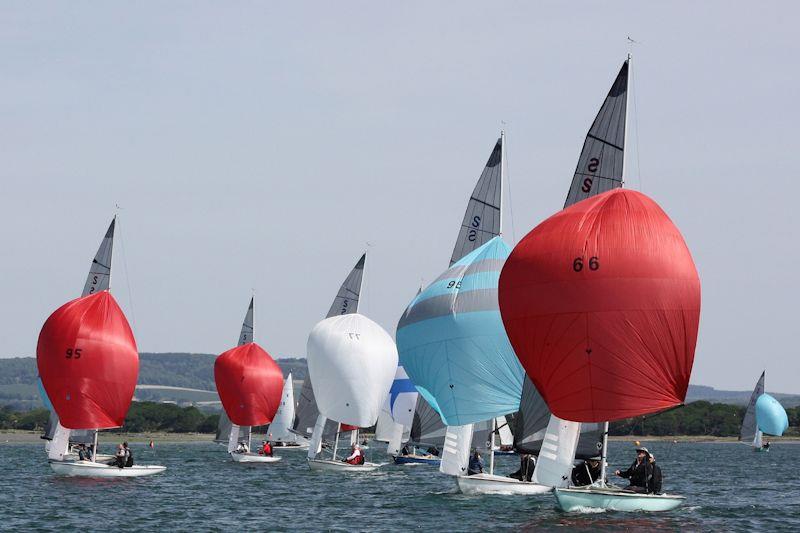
214, 343, 284, 427
499, 189, 700, 423
37, 291, 139, 430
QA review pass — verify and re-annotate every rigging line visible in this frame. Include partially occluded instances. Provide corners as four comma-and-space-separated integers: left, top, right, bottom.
503, 131, 517, 245
631, 59, 644, 192
116, 216, 139, 337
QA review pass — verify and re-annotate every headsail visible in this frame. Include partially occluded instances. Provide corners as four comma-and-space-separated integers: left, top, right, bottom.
564, 60, 629, 208
450, 137, 503, 265
268, 373, 296, 443
740, 372, 764, 445
409, 396, 446, 447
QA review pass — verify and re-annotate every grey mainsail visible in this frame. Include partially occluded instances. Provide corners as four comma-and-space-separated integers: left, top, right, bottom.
513, 376, 602, 459
740, 371, 765, 444
238, 297, 254, 345
293, 254, 367, 438
564, 60, 629, 208
43, 218, 116, 443
409, 397, 446, 447
450, 137, 503, 266
82, 217, 115, 295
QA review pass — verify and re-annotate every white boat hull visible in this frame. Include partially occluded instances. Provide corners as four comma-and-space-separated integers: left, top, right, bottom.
271, 442, 309, 451
456, 473, 552, 495
230, 452, 282, 463
49, 460, 166, 478
555, 487, 685, 512
308, 459, 381, 472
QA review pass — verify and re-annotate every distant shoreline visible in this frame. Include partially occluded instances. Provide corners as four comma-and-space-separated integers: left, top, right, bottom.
2, 430, 798, 445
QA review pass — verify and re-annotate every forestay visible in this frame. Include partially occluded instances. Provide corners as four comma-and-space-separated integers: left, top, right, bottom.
450, 138, 503, 266
564, 60, 629, 207
398, 237, 524, 426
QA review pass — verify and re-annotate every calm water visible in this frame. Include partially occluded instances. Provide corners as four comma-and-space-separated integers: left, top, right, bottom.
1, 440, 798, 531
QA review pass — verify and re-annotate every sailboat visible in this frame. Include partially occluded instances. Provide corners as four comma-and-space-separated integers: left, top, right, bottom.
398, 133, 535, 494
306, 254, 398, 472
267, 373, 309, 449
215, 297, 284, 463
39, 218, 116, 463
740, 372, 789, 452
291, 255, 366, 448
38, 291, 165, 477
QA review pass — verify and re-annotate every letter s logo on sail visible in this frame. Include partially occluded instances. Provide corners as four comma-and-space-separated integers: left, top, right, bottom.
581, 178, 593, 193
471, 215, 481, 228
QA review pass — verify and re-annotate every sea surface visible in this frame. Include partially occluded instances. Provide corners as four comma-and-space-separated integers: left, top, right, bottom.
1, 440, 798, 531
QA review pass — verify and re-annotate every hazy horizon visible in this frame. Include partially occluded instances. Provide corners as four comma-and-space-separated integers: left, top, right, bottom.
2, 2, 798, 394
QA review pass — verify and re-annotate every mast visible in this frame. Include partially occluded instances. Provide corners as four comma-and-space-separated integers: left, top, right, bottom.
598, 421, 609, 486
622, 54, 631, 184
489, 418, 496, 475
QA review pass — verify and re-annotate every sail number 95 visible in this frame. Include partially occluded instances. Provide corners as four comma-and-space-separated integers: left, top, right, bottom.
65, 348, 83, 359
573, 257, 599, 272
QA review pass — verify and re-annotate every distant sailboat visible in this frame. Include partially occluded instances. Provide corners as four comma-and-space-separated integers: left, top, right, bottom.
215, 297, 284, 463
397, 133, 532, 494
306, 254, 398, 471
267, 373, 309, 449
740, 372, 789, 452
38, 290, 165, 477
387, 365, 445, 465
40, 218, 116, 462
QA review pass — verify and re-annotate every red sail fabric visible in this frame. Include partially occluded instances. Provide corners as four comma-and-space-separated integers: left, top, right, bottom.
499, 189, 700, 423
36, 291, 139, 430
340, 423, 359, 432
214, 343, 283, 427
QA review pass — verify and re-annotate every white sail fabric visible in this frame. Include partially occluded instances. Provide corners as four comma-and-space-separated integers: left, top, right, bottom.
82, 217, 115, 296
564, 60, 629, 208
440, 423, 474, 476
227, 424, 240, 453
307, 414, 327, 459
450, 138, 503, 266
741, 371, 765, 446
374, 396, 397, 442
387, 422, 406, 456
532, 416, 581, 488
753, 430, 763, 448
268, 373, 295, 443
48, 423, 71, 461
496, 416, 513, 447
306, 313, 398, 427
238, 297, 254, 346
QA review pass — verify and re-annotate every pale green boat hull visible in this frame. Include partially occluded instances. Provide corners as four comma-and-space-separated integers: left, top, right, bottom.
555, 486, 685, 512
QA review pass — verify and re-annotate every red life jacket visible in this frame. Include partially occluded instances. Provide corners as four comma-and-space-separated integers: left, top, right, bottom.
263, 443, 272, 456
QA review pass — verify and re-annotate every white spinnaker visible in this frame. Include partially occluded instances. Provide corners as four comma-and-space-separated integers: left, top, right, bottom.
268, 373, 295, 442
440, 424, 474, 476
532, 416, 581, 488
754, 430, 763, 448
48, 423, 71, 461
306, 313, 398, 427
308, 414, 328, 459
496, 416, 513, 447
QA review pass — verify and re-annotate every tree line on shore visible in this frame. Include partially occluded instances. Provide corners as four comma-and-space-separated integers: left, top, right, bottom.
2, 400, 798, 437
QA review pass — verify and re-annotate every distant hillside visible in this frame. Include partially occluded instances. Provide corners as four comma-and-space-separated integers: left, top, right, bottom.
0, 353, 307, 409
2, 354, 799, 410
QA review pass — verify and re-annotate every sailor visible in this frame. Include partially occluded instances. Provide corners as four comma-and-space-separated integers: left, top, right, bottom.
343, 444, 364, 465
261, 440, 273, 456
763, 441, 771, 451
648, 453, 663, 494
236, 441, 249, 454
123, 441, 134, 467
615, 446, 654, 493
509, 453, 536, 482
400, 444, 411, 456
77, 444, 91, 461
467, 450, 484, 475
426, 445, 440, 457
571, 456, 602, 487
109, 444, 126, 468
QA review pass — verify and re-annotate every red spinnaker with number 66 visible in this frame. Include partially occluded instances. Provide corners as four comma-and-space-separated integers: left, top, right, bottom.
37, 291, 139, 430
499, 189, 701, 423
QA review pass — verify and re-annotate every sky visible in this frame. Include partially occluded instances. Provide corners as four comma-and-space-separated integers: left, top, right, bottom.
1, 2, 798, 393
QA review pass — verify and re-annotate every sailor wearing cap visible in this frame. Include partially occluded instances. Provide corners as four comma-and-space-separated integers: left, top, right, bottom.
614, 445, 659, 493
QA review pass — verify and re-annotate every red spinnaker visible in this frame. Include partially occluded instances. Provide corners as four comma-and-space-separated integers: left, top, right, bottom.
214, 343, 283, 426
499, 189, 700, 422
340, 423, 359, 432
37, 291, 139, 430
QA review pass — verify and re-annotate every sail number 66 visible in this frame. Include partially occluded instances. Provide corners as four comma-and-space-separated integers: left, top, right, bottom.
573, 256, 599, 272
